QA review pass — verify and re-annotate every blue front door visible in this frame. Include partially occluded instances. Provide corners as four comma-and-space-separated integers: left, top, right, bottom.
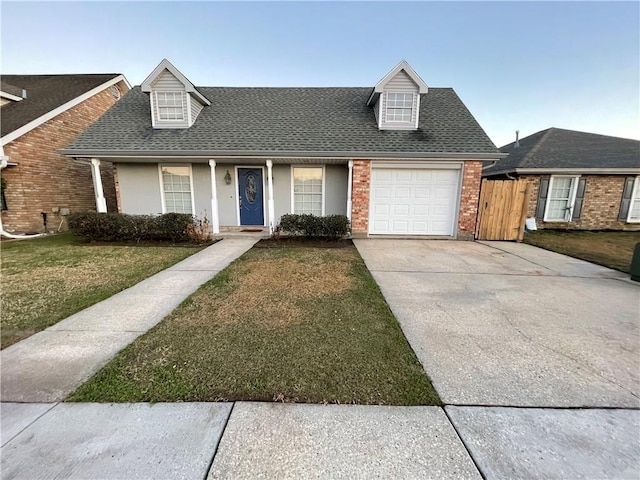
238, 168, 264, 225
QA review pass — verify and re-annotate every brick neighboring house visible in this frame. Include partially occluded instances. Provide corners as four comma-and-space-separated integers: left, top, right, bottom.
483, 128, 640, 231
61, 59, 504, 239
0, 74, 130, 234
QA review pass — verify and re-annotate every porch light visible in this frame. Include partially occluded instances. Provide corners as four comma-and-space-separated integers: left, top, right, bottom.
224, 170, 232, 185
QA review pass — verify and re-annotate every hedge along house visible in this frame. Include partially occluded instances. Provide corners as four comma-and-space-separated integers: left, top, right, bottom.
1, 74, 130, 234
61, 59, 503, 239
483, 128, 640, 230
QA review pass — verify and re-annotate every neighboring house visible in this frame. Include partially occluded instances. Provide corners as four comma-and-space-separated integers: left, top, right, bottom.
484, 128, 640, 231
0, 74, 130, 233
61, 59, 503, 239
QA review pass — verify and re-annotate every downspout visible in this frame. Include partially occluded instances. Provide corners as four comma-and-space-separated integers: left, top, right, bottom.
0, 150, 45, 239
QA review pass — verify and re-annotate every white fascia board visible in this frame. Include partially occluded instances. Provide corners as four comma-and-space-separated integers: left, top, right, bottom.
140, 58, 210, 106
60, 150, 507, 162
1, 75, 127, 147
0, 91, 23, 102
372, 60, 428, 94
516, 168, 640, 175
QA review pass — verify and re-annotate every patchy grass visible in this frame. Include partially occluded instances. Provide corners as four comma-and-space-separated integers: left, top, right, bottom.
68, 246, 440, 406
1, 233, 203, 348
524, 230, 640, 273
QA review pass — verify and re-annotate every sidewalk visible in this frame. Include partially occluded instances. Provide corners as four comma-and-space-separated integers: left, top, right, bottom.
0, 237, 258, 402
2, 401, 638, 479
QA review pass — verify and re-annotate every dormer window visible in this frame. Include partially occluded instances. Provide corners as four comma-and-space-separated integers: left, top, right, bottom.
156, 92, 185, 121
367, 60, 428, 131
141, 59, 211, 129
386, 93, 414, 123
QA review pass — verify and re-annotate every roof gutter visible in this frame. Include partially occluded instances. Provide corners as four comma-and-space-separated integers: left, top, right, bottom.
59, 149, 507, 161
485, 167, 640, 176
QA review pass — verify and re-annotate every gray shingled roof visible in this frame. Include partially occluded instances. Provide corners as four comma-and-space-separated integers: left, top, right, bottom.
1, 74, 121, 137
484, 128, 640, 175
62, 86, 500, 157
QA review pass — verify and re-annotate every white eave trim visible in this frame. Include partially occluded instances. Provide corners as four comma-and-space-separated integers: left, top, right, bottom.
483, 167, 640, 177
487, 167, 640, 176
1, 74, 129, 146
140, 58, 210, 106
60, 149, 507, 161
367, 60, 428, 105
0, 91, 23, 102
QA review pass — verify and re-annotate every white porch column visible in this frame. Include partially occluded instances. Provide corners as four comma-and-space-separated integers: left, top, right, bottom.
208, 159, 220, 234
90, 158, 107, 213
266, 159, 275, 234
346, 160, 354, 221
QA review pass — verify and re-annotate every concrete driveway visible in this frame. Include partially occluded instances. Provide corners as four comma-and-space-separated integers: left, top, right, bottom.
354, 239, 639, 408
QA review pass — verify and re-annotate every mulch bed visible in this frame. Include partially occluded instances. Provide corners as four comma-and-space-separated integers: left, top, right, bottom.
255, 238, 353, 248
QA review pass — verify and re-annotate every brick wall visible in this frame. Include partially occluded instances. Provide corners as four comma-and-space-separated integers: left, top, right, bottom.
1, 80, 127, 233
457, 160, 483, 240
350, 160, 371, 237
522, 175, 640, 231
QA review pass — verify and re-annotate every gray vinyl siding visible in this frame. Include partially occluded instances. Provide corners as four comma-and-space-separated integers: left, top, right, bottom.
272, 165, 291, 223
192, 163, 212, 219
115, 162, 349, 227
379, 69, 419, 131
325, 165, 348, 215
151, 69, 189, 129
190, 94, 204, 122
151, 69, 185, 90
116, 164, 163, 214
385, 70, 419, 91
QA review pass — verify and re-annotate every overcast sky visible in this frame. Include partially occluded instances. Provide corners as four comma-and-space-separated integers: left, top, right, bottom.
2, 1, 638, 147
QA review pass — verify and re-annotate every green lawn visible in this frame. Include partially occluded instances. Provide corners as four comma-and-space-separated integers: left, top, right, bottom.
524, 230, 640, 273
1, 233, 203, 348
68, 246, 440, 406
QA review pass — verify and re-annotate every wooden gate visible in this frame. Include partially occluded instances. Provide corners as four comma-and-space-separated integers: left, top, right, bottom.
475, 179, 531, 241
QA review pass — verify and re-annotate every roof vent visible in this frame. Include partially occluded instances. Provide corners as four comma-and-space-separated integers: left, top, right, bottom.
514, 130, 520, 148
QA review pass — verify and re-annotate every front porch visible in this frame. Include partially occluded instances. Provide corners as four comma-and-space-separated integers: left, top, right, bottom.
88, 157, 355, 235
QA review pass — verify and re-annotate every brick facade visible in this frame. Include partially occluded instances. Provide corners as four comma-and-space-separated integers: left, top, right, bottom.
521, 174, 640, 231
1, 80, 127, 233
350, 160, 371, 237
349, 159, 483, 239
457, 160, 483, 240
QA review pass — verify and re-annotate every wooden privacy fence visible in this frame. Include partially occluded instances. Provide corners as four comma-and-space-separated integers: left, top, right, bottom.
475, 179, 532, 241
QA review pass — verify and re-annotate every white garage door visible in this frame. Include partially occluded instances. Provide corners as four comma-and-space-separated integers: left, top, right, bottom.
369, 167, 460, 235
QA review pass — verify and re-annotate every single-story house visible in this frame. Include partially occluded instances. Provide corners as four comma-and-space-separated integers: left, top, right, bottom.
483, 128, 640, 230
1, 74, 130, 234
61, 59, 503, 239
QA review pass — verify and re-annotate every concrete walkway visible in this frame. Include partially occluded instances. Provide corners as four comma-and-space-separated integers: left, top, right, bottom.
0, 237, 257, 402
2, 401, 638, 479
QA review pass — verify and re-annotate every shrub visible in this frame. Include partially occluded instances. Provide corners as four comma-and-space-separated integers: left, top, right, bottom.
278, 214, 350, 240
68, 212, 198, 243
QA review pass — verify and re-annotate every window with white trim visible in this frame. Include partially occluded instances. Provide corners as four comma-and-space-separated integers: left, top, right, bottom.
161, 166, 193, 214
293, 167, 323, 216
385, 92, 414, 122
544, 176, 579, 222
156, 92, 185, 121
628, 176, 640, 222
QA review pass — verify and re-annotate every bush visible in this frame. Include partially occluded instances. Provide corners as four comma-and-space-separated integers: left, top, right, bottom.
278, 214, 350, 240
68, 212, 199, 243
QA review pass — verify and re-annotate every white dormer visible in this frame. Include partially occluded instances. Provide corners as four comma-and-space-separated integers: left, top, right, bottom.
141, 59, 210, 129
367, 60, 428, 131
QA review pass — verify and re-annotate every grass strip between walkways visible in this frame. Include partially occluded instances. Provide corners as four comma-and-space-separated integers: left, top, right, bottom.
69, 244, 440, 405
